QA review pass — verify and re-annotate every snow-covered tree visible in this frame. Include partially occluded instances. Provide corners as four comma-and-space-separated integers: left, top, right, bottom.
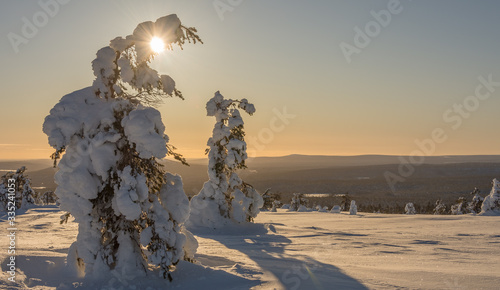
349, 200, 357, 215
467, 188, 483, 214
36, 191, 58, 205
42, 14, 201, 282
270, 201, 277, 212
261, 188, 281, 211
480, 179, 500, 215
271, 200, 281, 212
289, 193, 308, 211
433, 199, 447, 215
340, 193, 351, 211
188, 92, 263, 228
0, 166, 35, 211
450, 197, 466, 215
405, 202, 416, 215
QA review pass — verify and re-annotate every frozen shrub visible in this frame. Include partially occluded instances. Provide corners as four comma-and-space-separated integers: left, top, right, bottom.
450, 197, 466, 215
271, 200, 281, 212
433, 199, 447, 215
405, 202, 416, 215
261, 188, 281, 211
467, 188, 483, 214
289, 193, 308, 212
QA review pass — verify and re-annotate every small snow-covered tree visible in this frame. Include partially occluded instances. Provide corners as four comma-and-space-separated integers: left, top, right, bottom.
21, 178, 36, 209
467, 188, 483, 214
340, 193, 351, 211
188, 92, 263, 228
405, 202, 416, 215
450, 197, 466, 215
261, 188, 281, 211
433, 199, 447, 215
43, 14, 201, 282
0, 167, 35, 211
271, 200, 281, 212
289, 193, 308, 211
36, 191, 58, 205
480, 179, 500, 215
0, 184, 7, 211
349, 200, 357, 215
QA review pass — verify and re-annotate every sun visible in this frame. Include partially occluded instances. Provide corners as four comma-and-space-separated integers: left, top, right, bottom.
150, 37, 165, 54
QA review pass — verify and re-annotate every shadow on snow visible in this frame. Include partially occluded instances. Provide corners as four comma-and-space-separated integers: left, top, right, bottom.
191, 223, 368, 290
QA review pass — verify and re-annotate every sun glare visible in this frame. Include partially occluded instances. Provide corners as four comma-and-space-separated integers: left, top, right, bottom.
150, 37, 165, 54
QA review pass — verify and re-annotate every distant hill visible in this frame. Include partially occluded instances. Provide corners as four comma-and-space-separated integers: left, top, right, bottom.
0, 159, 54, 173
243, 154, 500, 171
2, 155, 500, 205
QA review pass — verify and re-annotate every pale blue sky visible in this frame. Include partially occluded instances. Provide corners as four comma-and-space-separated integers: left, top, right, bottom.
1, 0, 499, 159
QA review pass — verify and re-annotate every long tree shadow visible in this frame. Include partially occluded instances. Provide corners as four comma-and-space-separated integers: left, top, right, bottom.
191, 223, 368, 290
1, 254, 260, 289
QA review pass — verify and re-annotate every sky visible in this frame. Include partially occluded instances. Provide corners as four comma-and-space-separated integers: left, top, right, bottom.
1, 0, 500, 160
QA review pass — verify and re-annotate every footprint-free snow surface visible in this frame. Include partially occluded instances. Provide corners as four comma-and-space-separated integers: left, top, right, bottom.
1, 206, 499, 289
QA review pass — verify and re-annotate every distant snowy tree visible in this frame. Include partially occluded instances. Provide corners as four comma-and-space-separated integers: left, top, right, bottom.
349, 200, 357, 215
405, 202, 416, 215
21, 178, 36, 209
450, 197, 466, 215
0, 185, 6, 211
433, 199, 447, 215
188, 92, 263, 228
340, 193, 351, 211
271, 200, 281, 212
467, 188, 483, 214
289, 193, 308, 211
0, 166, 35, 211
42, 14, 201, 282
480, 179, 500, 215
36, 191, 58, 205
261, 188, 281, 211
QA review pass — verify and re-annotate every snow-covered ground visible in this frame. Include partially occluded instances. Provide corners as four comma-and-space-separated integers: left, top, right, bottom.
1, 207, 499, 289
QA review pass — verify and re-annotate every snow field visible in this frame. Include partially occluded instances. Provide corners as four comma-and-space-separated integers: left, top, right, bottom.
2, 207, 499, 289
